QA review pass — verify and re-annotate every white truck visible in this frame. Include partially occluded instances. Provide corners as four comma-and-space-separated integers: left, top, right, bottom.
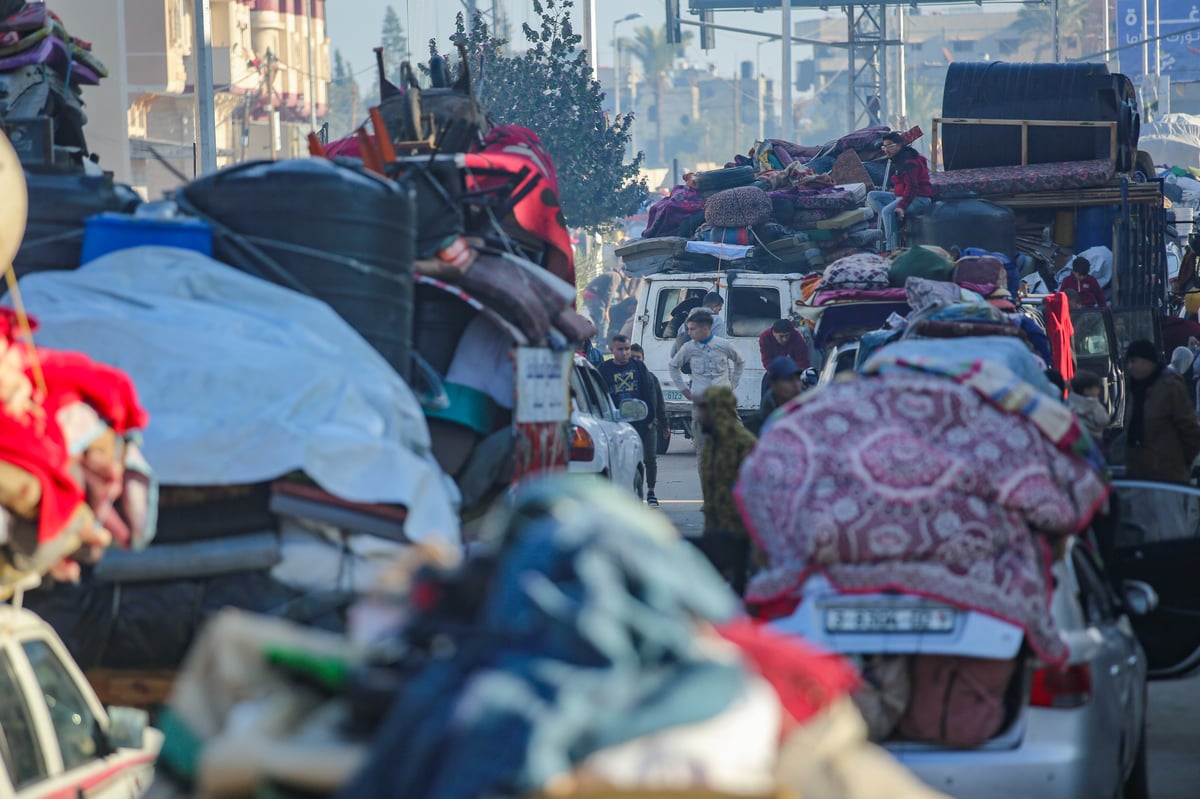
630, 271, 816, 447
0, 592, 161, 799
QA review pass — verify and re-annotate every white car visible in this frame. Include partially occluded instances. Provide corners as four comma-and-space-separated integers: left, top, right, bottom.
0, 598, 161, 798
568, 355, 646, 498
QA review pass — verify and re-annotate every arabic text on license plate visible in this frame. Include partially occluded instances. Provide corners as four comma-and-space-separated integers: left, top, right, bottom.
824, 607, 956, 633
664, 389, 685, 402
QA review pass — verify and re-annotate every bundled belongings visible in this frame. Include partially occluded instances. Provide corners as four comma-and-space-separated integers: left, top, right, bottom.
737, 336, 1109, 666
149, 477, 950, 799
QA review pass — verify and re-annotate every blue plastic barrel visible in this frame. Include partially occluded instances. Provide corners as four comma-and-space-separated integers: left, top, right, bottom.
1072, 205, 1118, 253
81, 213, 213, 264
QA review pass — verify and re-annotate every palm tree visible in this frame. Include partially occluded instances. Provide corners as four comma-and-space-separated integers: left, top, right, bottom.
622, 25, 691, 166
1004, 0, 1090, 60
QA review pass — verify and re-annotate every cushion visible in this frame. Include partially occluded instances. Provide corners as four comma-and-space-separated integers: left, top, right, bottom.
888, 245, 955, 287
705, 186, 773, 228
952, 255, 1006, 287
816, 208, 873, 230
819, 253, 891, 291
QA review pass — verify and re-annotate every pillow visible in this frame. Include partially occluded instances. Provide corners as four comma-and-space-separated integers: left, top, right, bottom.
820, 253, 891, 291
705, 186, 773, 228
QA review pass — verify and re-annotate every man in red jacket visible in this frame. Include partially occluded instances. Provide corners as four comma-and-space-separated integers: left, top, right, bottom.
867, 131, 935, 251
758, 319, 811, 399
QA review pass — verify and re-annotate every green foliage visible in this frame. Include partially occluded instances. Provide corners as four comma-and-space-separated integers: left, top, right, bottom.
381, 6, 409, 74
447, 0, 647, 232
326, 49, 364, 139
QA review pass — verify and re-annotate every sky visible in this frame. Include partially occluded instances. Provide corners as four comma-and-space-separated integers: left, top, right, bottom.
324, 1, 823, 90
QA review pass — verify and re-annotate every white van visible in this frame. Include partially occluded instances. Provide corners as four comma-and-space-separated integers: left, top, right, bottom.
630, 271, 815, 444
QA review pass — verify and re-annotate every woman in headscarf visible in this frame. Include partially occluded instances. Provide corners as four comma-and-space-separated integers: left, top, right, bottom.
1124, 339, 1200, 483
695, 386, 758, 594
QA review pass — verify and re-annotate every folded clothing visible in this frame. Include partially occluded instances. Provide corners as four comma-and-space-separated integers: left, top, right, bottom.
816, 207, 874, 230
835, 182, 869, 204
815, 287, 909, 305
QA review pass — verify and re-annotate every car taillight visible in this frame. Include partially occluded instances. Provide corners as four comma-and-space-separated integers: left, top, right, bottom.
1030, 663, 1092, 708
570, 425, 595, 462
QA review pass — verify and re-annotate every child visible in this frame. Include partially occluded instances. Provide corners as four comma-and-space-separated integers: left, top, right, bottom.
1068, 370, 1110, 441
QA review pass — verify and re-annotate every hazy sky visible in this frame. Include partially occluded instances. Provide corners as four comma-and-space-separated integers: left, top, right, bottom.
325, 1, 818, 89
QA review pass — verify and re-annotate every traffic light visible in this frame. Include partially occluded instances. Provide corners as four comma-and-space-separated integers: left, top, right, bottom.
699, 10, 716, 50
665, 0, 682, 44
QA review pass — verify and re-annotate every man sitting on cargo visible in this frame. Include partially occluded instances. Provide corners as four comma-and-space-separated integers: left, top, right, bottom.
1058, 257, 1106, 307
867, 131, 934, 251
669, 309, 744, 464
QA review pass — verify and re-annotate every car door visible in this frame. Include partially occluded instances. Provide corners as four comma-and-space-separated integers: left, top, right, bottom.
1100, 480, 1200, 679
1072, 307, 1123, 423
12, 635, 154, 799
1069, 544, 1145, 779
581, 366, 640, 491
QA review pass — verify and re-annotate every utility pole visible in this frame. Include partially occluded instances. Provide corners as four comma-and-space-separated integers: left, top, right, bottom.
304, 0, 319, 133
193, 0, 217, 174
781, 0, 793, 142
1053, 0, 1061, 61
733, 72, 742, 151
581, 0, 598, 75
895, 6, 906, 124
265, 51, 279, 161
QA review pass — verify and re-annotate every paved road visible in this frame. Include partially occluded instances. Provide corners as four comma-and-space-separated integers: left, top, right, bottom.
652, 433, 1200, 799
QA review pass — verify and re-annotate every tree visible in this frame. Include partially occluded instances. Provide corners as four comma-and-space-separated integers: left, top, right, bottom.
381, 6, 409, 73
448, 0, 646, 233
622, 25, 692, 167
1002, 0, 1089, 60
326, 49, 364, 139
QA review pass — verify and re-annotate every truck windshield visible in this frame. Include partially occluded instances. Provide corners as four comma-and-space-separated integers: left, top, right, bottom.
727, 287, 782, 337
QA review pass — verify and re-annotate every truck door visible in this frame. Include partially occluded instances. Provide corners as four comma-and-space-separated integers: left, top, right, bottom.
636, 281, 709, 407
1072, 307, 1123, 423
1101, 480, 1200, 679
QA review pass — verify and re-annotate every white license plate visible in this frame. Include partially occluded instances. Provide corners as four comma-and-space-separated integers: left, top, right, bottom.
664, 389, 686, 402
824, 606, 957, 633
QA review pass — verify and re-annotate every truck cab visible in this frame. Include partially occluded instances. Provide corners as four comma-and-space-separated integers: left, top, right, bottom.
0, 600, 160, 799
631, 271, 814, 438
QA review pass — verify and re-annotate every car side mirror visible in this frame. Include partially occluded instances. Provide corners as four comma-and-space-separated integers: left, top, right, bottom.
619, 399, 649, 423
1122, 580, 1159, 617
106, 706, 148, 750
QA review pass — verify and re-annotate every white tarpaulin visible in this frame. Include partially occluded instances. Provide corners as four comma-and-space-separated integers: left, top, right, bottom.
1140, 113, 1200, 169
12, 246, 460, 545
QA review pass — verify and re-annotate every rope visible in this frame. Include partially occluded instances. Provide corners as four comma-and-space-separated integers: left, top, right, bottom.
3, 262, 47, 397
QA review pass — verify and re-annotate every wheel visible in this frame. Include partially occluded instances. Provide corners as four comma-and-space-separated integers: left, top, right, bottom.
1133, 150, 1156, 183
633, 464, 645, 500
1122, 720, 1149, 799
656, 430, 671, 455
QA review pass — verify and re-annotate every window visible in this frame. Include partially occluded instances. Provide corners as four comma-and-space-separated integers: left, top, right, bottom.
952, 41, 974, 53
998, 38, 1020, 54
1112, 309, 1156, 360
584, 368, 617, 420
22, 640, 99, 771
654, 287, 707, 339
726, 286, 782, 337
1115, 484, 1200, 547
1072, 310, 1110, 357
0, 652, 46, 788
909, 42, 925, 52
1071, 547, 1118, 626
571, 366, 609, 418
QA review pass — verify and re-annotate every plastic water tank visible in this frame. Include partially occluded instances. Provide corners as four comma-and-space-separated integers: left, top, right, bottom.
181, 159, 416, 381
907, 200, 1017, 259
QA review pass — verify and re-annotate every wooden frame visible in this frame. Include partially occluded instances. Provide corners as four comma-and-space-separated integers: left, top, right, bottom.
930, 118, 1119, 173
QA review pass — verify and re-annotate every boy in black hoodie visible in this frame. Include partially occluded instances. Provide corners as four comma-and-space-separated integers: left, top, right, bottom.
867, 131, 935, 251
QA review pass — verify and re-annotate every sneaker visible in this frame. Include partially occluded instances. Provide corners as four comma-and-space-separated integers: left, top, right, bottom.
646, 491, 659, 507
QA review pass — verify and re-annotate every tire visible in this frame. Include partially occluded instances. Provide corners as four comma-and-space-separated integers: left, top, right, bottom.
1123, 720, 1149, 799
656, 431, 671, 455
1133, 150, 1156, 184
693, 165, 755, 193
633, 464, 645, 500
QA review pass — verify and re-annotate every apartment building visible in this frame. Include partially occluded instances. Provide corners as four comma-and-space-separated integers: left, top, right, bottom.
54, 0, 330, 200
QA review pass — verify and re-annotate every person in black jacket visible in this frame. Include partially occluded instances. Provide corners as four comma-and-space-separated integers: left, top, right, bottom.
599, 335, 660, 506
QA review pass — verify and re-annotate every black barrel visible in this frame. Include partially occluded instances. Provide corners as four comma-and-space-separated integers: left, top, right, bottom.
14, 169, 141, 279
181, 159, 416, 381
907, 200, 1017, 259
940, 62, 1139, 172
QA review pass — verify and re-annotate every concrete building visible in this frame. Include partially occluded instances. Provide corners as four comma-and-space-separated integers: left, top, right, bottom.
54, 0, 330, 200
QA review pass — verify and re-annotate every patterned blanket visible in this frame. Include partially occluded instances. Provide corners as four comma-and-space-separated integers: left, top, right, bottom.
736, 371, 1110, 663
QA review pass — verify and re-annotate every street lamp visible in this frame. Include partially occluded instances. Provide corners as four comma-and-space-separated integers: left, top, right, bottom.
613, 12, 643, 117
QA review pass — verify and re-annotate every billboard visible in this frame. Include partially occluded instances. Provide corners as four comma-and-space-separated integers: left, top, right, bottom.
1116, 0, 1200, 82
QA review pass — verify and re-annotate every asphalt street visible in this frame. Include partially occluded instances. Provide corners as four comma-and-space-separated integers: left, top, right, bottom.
653, 433, 1200, 799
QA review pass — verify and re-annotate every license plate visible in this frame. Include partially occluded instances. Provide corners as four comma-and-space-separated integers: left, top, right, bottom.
824, 606, 957, 633
664, 389, 685, 402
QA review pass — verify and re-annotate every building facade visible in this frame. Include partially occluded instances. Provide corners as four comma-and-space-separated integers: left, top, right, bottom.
56, 0, 330, 200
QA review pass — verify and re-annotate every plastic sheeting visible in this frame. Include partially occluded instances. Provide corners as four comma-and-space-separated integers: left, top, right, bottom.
12, 247, 460, 545
1140, 113, 1200, 169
